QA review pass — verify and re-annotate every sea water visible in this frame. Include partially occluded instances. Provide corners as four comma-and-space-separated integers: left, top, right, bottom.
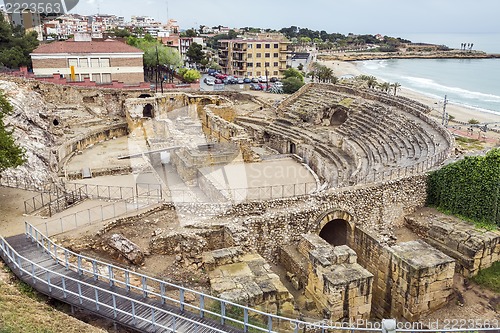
355, 33, 500, 115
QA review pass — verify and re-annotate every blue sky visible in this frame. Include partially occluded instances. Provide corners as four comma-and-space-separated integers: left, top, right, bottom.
9, 0, 499, 35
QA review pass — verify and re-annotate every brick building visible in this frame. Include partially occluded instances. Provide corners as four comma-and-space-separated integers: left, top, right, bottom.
218, 38, 290, 79
30, 36, 144, 85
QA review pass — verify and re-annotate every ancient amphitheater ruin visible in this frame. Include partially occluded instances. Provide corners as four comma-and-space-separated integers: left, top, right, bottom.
1, 76, 499, 328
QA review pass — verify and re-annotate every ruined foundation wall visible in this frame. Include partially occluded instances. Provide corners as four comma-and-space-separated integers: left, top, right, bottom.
351, 227, 455, 321
224, 175, 428, 261
405, 215, 500, 277
58, 123, 128, 171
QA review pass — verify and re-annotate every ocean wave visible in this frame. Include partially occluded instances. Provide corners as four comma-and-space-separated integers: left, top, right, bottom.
402, 76, 500, 102
361, 60, 388, 71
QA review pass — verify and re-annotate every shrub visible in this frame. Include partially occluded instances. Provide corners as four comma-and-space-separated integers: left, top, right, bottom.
282, 77, 305, 94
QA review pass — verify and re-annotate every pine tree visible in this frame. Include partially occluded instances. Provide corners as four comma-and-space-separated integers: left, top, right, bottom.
0, 90, 25, 173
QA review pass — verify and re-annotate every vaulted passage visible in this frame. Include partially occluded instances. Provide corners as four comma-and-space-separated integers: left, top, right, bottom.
143, 104, 153, 118
319, 219, 349, 246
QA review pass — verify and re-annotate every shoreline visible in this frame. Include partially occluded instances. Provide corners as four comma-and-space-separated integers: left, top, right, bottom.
319, 60, 500, 126
318, 51, 500, 62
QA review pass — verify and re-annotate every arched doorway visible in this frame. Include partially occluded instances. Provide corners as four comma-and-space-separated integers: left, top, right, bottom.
319, 219, 349, 246
143, 104, 153, 118
315, 209, 355, 248
290, 142, 297, 154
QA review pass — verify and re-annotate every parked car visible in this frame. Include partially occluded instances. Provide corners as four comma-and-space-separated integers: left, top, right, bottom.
204, 77, 215, 85
250, 83, 262, 90
214, 78, 223, 84
258, 76, 268, 83
243, 78, 252, 83
237, 78, 244, 84
273, 81, 283, 88
269, 77, 279, 83
251, 77, 259, 83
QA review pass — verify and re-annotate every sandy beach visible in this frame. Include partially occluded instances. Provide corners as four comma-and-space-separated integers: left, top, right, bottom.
320, 60, 500, 126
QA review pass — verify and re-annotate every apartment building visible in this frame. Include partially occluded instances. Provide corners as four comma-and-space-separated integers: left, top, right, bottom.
218, 38, 290, 78
30, 35, 144, 85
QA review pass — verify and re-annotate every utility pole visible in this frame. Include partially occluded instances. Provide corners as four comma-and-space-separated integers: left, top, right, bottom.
155, 45, 163, 93
441, 95, 448, 126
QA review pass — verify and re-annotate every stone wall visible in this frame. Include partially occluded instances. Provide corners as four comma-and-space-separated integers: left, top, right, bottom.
58, 123, 128, 172
202, 247, 295, 315
349, 226, 455, 321
405, 213, 500, 277
221, 175, 428, 261
385, 240, 455, 321
299, 234, 373, 321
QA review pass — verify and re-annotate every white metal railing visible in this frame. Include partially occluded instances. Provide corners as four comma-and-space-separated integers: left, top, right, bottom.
34, 198, 162, 237
17, 222, 500, 333
0, 236, 227, 333
22, 222, 380, 332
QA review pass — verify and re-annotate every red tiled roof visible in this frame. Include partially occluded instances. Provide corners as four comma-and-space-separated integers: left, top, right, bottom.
32, 40, 144, 54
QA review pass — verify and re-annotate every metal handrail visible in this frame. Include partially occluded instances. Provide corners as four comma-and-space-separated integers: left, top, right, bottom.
0, 236, 227, 333
23, 222, 381, 332
3, 224, 499, 333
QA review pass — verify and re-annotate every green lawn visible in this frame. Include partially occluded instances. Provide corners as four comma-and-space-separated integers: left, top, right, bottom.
471, 261, 500, 293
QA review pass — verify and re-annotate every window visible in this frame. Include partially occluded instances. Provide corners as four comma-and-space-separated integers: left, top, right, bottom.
248, 44, 252, 49
273, 70, 279, 75
273, 62, 279, 67
68, 58, 78, 67
256, 71, 261, 76
79, 59, 89, 68
265, 53, 270, 58
256, 53, 261, 58
100, 58, 110, 67
92, 74, 101, 83
247, 53, 252, 59
91, 58, 99, 67
102, 73, 112, 83
265, 62, 270, 67
273, 53, 279, 57
247, 63, 253, 67
256, 63, 261, 68
247, 72, 252, 76
274, 43, 279, 48
265, 44, 270, 48
256, 44, 261, 49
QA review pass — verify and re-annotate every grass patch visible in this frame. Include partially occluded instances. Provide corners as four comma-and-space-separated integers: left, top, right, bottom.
0, 261, 106, 333
454, 136, 484, 150
471, 261, 500, 293
338, 98, 353, 108
435, 206, 498, 231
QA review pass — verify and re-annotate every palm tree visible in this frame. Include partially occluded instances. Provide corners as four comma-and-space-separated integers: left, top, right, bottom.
391, 82, 401, 96
378, 82, 391, 93
366, 76, 377, 89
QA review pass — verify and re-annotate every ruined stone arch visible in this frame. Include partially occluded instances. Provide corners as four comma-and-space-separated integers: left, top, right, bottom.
315, 209, 355, 247
143, 103, 154, 118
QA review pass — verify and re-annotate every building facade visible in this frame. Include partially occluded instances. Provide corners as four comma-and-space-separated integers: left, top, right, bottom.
30, 36, 144, 85
218, 38, 290, 78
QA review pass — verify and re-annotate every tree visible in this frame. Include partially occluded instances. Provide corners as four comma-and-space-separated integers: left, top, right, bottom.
468, 119, 480, 124
144, 45, 182, 68
0, 90, 25, 173
366, 76, 378, 89
0, 15, 39, 68
186, 42, 204, 65
391, 82, 401, 96
283, 68, 304, 82
112, 28, 131, 38
183, 29, 197, 37
282, 77, 304, 94
182, 69, 201, 83
378, 82, 391, 93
